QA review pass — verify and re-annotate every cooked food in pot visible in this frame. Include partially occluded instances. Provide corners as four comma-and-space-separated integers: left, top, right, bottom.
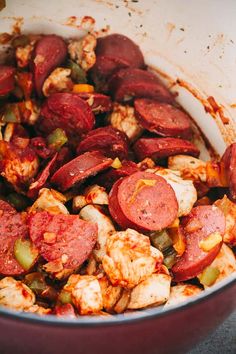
0, 31, 235, 317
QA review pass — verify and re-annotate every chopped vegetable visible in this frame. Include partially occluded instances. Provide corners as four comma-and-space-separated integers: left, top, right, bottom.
73, 84, 94, 93
198, 266, 220, 286
168, 227, 186, 256
12, 35, 30, 48
163, 248, 177, 269
199, 232, 222, 252
24, 272, 47, 295
7, 193, 30, 211
150, 230, 173, 252
3, 104, 21, 123
58, 289, 72, 304
14, 238, 39, 271
47, 128, 68, 151
111, 157, 122, 169
67, 60, 87, 84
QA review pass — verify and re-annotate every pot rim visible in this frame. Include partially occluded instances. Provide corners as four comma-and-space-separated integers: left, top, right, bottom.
0, 273, 235, 327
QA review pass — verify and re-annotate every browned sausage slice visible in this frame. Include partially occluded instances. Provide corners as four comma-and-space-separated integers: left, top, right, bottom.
90, 34, 145, 91
27, 153, 58, 199
134, 99, 192, 139
0, 65, 15, 96
108, 68, 174, 103
51, 151, 113, 191
95, 160, 139, 189
172, 205, 225, 282
38, 93, 95, 138
109, 171, 178, 232
28, 211, 97, 270
133, 137, 200, 161
76, 92, 112, 113
30, 35, 67, 96
221, 142, 236, 201
76, 126, 129, 159
0, 201, 28, 275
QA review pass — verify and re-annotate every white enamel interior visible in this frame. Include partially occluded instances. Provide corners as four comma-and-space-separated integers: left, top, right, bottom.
1, 0, 236, 156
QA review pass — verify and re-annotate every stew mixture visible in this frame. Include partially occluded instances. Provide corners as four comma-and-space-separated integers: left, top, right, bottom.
0, 31, 235, 318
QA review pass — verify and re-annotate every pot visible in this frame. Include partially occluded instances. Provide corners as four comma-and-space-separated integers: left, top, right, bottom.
0, 1, 235, 353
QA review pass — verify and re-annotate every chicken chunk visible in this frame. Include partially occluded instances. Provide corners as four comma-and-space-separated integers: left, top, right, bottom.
202, 243, 236, 287
66, 275, 103, 315
99, 275, 122, 312
147, 168, 197, 217
0, 141, 39, 193
42, 68, 73, 97
68, 34, 97, 71
165, 283, 202, 307
108, 103, 143, 142
16, 44, 34, 68
102, 229, 163, 289
73, 184, 108, 212
0, 277, 35, 311
214, 195, 236, 246
29, 188, 69, 215
27, 305, 52, 315
168, 155, 207, 183
128, 273, 171, 309
80, 204, 115, 262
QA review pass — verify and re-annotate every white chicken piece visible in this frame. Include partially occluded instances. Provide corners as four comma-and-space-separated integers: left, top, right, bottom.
128, 273, 171, 309
98, 276, 122, 312
168, 155, 207, 183
80, 204, 115, 262
203, 243, 236, 287
102, 229, 164, 289
165, 283, 202, 307
27, 305, 52, 315
108, 103, 143, 142
73, 184, 108, 212
147, 168, 197, 217
68, 275, 103, 315
23, 100, 40, 125
15, 44, 34, 68
0, 277, 35, 311
29, 188, 69, 215
214, 195, 236, 246
42, 68, 72, 97
114, 289, 131, 313
68, 34, 97, 71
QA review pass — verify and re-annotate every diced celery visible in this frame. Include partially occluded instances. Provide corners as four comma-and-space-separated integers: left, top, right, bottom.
14, 238, 39, 271
24, 272, 47, 295
58, 290, 72, 304
198, 266, 220, 286
47, 128, 68, 151
150, 230, 173, 252
7, 193, 29, 211
67, 60, 87, 84
163, 248, 177, 269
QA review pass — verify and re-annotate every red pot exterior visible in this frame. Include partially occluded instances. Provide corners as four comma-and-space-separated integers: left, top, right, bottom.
0, 281, 235, 354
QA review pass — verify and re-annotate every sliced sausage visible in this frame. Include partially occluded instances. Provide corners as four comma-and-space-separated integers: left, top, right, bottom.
95, 34, 144, 69
55, 304, 76, 318
30, 35, 67, 96
108, 68, 174, 103
0, 201, 28, 275
134, 99, 192, 139
221, 143, 236, 201
95, 160, 139, 189
76, 92, 112, 114
38, 93, 95, 137
90, 34, 145, 91
51, 151, 113, 191
0, 65, 15, 96
133, 137, 200, 161
76, 126, 129, 159
27, 153, 58, 199
108, 171, 178, 232
28, 211, 97, 270
172, 205, 225, 282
